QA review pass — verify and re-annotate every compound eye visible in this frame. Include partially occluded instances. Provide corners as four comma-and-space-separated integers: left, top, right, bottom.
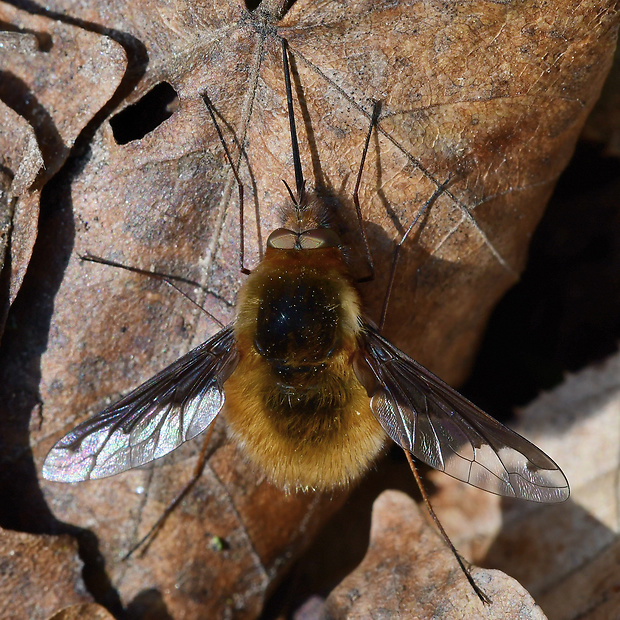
299, 228, 341, 249
267, 228, 297, 249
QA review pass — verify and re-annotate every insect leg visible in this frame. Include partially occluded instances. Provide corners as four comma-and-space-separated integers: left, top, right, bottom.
202, 93, 249, 275
282, 38, 305, 203
403, 449, 491, 605
379, 176, 451, 331
123, 423, 217, 559
80, 253, 224, 328
353, 101, 382, 284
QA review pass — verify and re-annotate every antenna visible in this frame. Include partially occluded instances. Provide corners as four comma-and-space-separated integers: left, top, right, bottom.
281, 39, 305, 203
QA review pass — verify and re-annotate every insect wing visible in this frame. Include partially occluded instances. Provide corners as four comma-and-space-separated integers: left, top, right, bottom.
43, 325, 239, 482
358, 321, 569, 503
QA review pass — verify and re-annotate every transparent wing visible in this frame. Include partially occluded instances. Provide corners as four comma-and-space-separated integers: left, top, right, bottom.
43, 325, 239, 482
358, 321, 569, 503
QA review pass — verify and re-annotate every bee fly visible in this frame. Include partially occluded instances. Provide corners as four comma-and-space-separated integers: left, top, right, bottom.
43, 38, 569, 600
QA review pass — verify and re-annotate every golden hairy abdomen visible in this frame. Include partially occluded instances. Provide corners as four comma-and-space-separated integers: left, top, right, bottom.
224, 350, 385, 490
223, 247, 386, 490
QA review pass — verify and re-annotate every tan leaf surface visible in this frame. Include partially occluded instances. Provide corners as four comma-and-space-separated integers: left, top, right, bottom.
425, 350, 620, 620
0, 3, 126, 308
0, 100, 43, 329
0, 529, 90, 620
0, 1, 615, 619
324, 490, 547, 619
0, 100, 43, 198
47, 604, 115, 620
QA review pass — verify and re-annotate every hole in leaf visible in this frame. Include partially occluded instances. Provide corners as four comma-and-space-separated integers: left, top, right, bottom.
110, 82, 178, 145
244, 0, 296, 14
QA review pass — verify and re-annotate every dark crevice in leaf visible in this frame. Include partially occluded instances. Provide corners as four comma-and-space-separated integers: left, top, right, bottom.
126, 589, 174, 619
110, 82, 178, 145
463, 140, 620, 420
0, 172, 125, 617
75, 529, 126, 619
246, 0, 297, 19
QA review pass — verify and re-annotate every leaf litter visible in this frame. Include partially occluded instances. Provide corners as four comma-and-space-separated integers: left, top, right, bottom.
0, 0, 617, 617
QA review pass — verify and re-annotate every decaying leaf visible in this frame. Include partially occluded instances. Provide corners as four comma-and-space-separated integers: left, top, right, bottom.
0, 528, 90, 619
0, 3, 126, 312
491, 352, 620, 619
324, 490, 546, 619
0, 99, 43, 330
47, 604, 115, 620
425, 349, 620, 620
0, 0, 616, 618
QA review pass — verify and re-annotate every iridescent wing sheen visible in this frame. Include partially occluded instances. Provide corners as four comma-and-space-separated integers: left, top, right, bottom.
358, 321, 569, 503
43, 325, 239, 482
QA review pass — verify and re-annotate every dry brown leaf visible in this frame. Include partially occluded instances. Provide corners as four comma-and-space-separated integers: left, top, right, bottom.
324, 490, 547, 619
0, 3, 127, 310
424, 351, 620, 620
47, 603, 115, 620
489, 352, 620, 620
0, 1, 615, 619
0, 528, 91, 620
0, 100, 43, 198
0, 99, 43, 330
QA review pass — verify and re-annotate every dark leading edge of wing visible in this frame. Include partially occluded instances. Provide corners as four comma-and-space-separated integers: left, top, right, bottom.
43, 326, 239, 482
358, 320, 570, 503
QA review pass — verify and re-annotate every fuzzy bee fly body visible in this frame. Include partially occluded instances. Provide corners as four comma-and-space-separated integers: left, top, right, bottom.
43, 40, 569, 506
225, 196, 385, 490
